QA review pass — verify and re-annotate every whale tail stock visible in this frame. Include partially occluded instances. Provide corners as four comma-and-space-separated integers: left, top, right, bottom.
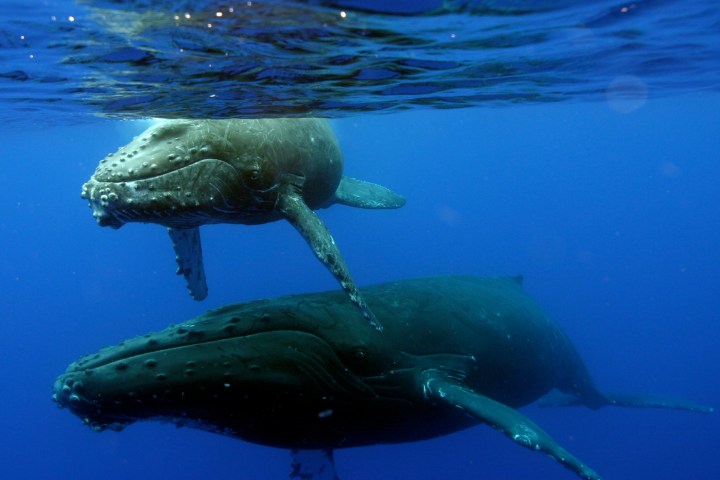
539, 390, 714, 414
546, 335, 714, 414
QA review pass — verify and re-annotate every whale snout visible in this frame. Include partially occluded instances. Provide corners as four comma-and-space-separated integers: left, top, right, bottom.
81, 158, 251, 229
52, 371, 130, 432
80, 118, 253, 229
52, 373, 80, 410
81, 181, 127, 228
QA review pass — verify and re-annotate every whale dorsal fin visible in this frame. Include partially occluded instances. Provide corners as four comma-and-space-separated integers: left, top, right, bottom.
332, 176, 406, 209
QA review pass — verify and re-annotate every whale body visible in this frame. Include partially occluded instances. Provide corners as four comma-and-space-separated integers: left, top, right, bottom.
53, 276, 712, 479
81, 118, 404, 330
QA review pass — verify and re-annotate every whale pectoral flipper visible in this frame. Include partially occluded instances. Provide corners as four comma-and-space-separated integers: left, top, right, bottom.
276, 177, 382, 332
333, 176, 406, 209
167, 227, 208, 301
290, 449, 339, 480
422, 370, 602, 480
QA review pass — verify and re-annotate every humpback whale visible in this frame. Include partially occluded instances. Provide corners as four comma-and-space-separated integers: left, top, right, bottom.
81, 118, 404, 331
52, 276, 712, 480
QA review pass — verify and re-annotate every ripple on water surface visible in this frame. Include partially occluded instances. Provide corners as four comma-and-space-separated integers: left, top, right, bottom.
1, 0, 719, 123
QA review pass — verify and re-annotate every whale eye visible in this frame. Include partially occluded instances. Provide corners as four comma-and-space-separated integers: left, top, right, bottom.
351, 346, 369, 360
241, 161, 276, 191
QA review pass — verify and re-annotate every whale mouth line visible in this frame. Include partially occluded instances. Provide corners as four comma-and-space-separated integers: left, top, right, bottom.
83, 159, 245, 228
68, 328, 329, 371
94, 157, 237, 185
51, 329, 356, 429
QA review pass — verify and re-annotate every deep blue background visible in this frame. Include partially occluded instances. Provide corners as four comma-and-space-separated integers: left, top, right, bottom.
1, 94, 718, 479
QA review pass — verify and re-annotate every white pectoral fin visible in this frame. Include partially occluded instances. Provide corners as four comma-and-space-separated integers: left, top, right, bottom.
290, 449, 338, 480
167, 227, 208, 300
421, 370, 602, 480
276, 182, 382, 331
333, 176, 406, 209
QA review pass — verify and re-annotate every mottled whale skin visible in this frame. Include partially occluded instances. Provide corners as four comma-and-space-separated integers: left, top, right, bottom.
81, 118, 405, 330
53, 276, 711, 480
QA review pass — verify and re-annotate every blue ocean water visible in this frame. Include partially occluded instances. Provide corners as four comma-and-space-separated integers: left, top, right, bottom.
1, 1, 719, 479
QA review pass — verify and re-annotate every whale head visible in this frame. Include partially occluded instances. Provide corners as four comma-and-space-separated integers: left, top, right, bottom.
80, 119, 298, 229
51, 298, 393, 446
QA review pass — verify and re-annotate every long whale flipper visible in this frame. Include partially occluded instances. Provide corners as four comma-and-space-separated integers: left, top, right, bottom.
333, 176, 406, 209
168, 227, 208, 300
277, 174, 382, 331
422, 370, 602, 480
290, 449, 339, 480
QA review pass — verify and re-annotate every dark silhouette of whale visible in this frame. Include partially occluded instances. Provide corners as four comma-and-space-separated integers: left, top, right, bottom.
81, 118, 404, 331
53, 276, 711, 479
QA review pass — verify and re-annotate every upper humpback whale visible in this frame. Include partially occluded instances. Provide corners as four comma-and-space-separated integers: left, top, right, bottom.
53, 276, 712, 480
81, 118, 404, 331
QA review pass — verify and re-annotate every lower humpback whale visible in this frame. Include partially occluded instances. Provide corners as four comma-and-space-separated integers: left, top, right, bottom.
53, 276, 712, 480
